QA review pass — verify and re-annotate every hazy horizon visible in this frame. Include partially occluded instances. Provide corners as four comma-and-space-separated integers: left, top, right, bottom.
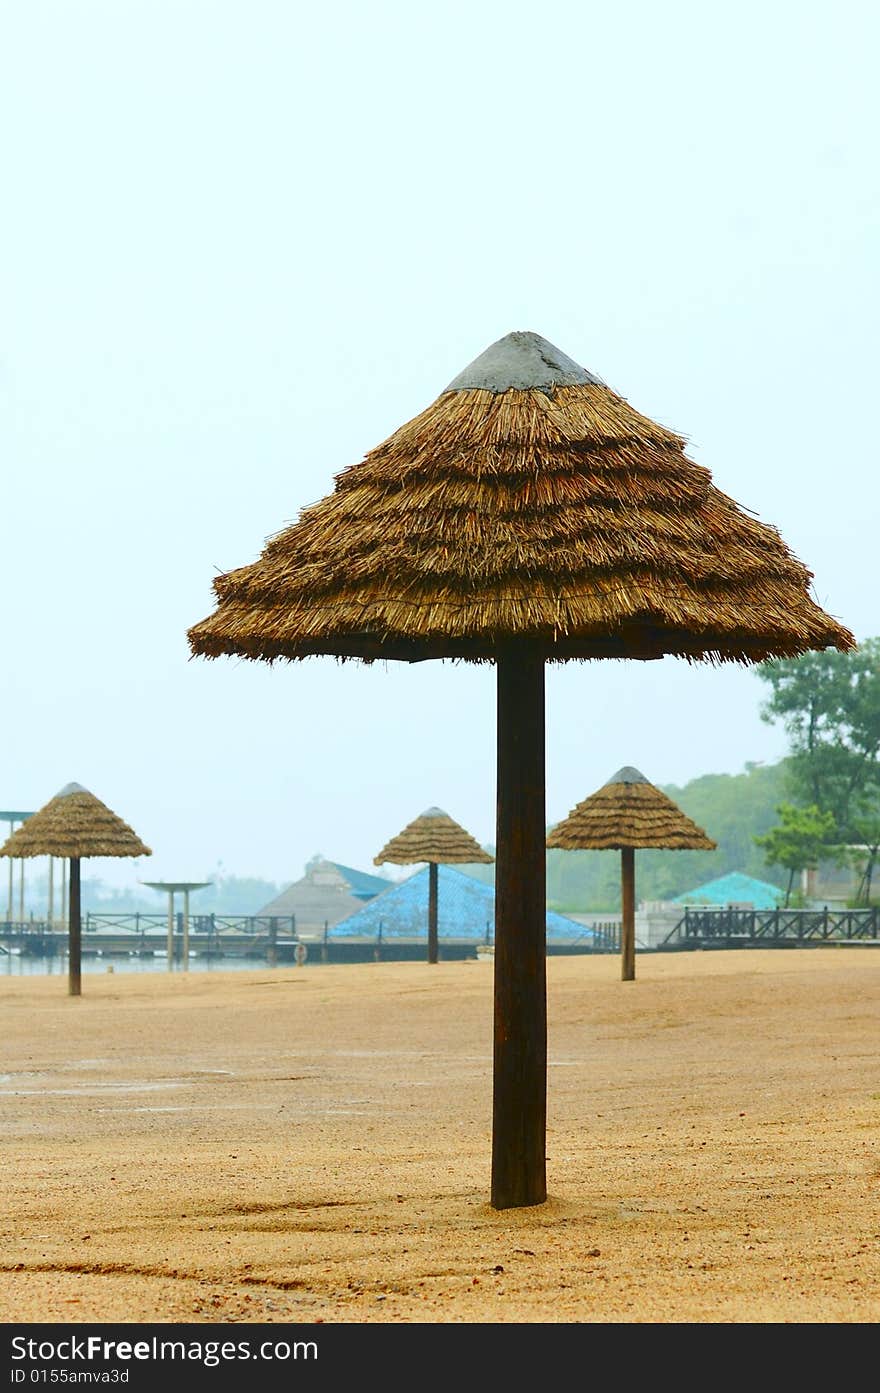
3, 1, 877, 888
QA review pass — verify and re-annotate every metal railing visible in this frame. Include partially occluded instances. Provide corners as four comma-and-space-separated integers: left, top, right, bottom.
664, 906, 880, 946
328, 917, 612, 952
0, 913, 297, 939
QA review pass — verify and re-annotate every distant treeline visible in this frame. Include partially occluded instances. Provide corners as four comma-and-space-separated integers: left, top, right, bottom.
12, 761, 790, 918
459, 760, 790, 912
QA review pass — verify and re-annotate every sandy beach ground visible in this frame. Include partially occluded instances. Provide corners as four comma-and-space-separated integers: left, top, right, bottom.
1, 947, 879, 1326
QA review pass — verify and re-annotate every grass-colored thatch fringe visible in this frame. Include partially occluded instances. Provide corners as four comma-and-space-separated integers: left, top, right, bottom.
0, 785, 152, 860
546, 775, 716, 851
375, 808, 493, 865
188, 383, 855, 665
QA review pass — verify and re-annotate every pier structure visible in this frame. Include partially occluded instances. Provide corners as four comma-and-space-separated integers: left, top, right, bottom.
141, 880, 211, 970
0, 811, 34, 922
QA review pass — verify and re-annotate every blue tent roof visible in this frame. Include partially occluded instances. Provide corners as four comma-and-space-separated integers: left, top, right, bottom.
329, 864, 595, 942
330, 862, 390, 900
673, 871, 785, 909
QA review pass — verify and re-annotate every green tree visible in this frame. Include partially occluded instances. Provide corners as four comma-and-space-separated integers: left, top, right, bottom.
843, 796, 880, 906
753, 802, 837, 906
755, 639, 880, 841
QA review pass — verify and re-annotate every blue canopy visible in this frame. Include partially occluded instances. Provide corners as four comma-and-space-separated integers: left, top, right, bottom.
329, 864, 596, 942
673, 870, 785, 909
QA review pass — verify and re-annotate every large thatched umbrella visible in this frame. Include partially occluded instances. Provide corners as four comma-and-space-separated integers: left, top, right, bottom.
0, 783, 151, 996
187, 329, 854, 1209
373, 806, 493, 963
547, 766, 715, 981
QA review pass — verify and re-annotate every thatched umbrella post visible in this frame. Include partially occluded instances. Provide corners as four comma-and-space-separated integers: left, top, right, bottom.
187, 330, 853, 1210
493, 641, 547, 1205
621, 846, 636, 982
374, 808, 493, 965
427, 861, 438, 963
0, 783, 151, 997
68, 856, 82, 996
547, 766, 716, 983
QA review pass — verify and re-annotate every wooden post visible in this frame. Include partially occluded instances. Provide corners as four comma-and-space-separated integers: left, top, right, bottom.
18, 860, 24, 921
68, 857, 81, 998
48, 857, 54, 925
427, 861, 439, 964
60, 860, 67, 929
492, 640, 547, 1210
621, 846, 636, 981
166, 890, 174, 971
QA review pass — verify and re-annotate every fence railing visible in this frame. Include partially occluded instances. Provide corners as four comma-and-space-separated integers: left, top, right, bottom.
0, 913, 297, 938
665, 906, 880, 945
328, 918, 612, 949
188, 915, 297, 937
1, 912, 614, 947
588, 920, 621, 952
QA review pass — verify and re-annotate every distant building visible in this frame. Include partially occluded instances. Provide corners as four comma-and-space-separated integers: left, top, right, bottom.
258, 854, 390, 933
673, 871, 785, 910
327, 863, 595, 943
802, 853, 868, 907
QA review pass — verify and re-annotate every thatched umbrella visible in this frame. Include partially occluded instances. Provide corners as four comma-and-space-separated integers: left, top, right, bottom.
373, 806, 493, 963
187, 328, 854, 1210
547, 766, 716, 981
0, 783, 151, 996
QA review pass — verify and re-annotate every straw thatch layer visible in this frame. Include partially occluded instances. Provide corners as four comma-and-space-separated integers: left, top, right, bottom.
0, 783, 152, 860
374, 807, 493, 866
188, 335, 854, 667
546, 768, 716, 851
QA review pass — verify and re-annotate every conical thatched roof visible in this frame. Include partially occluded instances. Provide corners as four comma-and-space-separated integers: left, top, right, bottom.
0, 783, 152, 860
546, 766, 716, 850
374, 807, 494, 866
187, 330, 854, 666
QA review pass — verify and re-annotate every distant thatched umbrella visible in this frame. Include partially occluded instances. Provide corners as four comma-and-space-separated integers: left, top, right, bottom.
0, 783, 151, 996
187, 329, 854, 1210
373, 807, 493, 963
547, 766, 716, 981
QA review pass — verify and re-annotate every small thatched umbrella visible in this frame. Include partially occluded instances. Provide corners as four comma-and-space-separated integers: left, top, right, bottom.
547, 766, 715, 982
0, 783, 151, 996
187, 329, 854, 1209
373, 807, 493, 963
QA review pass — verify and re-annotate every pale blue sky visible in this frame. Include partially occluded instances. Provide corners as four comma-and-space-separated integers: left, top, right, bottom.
2, 1, 878, 887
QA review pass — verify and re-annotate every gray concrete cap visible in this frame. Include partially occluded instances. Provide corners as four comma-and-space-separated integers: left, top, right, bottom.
444, 331, 605, 394
603, 766, 650, 787
57, 782, 90, 798
420, 806, 448, 818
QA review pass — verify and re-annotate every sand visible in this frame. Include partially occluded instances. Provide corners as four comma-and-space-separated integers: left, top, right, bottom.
1, 947, 879, 1326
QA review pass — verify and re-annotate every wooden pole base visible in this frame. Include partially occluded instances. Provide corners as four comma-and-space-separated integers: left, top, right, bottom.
427, 861, 439, 964
621, 846, 636, 981
491, 641, 547, 1210
68, 857, 81, 998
